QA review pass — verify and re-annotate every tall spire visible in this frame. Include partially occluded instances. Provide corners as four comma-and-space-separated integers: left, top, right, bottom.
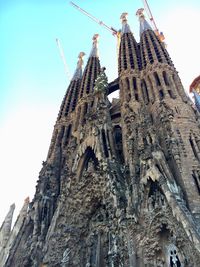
57, 52, 85, 120
136, 8, 152, 36
89, 34, 99, 58
78, 34, 101, 99
71, 52, 85, 81
120, 12, 131, 34
118, 12, 141, 73
0, 204, 15, 251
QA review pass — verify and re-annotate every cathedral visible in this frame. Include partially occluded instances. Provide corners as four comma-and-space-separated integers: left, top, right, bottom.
1, 8, 200, 267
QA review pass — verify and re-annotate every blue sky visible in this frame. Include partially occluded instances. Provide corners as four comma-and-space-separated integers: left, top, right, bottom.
0, 0, 200, 225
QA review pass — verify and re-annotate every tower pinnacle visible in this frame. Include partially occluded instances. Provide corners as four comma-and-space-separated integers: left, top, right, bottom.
120, 12, 131, 34
90, 34, 99, 57
136, 8, 152, 36
71, 52, 85, 81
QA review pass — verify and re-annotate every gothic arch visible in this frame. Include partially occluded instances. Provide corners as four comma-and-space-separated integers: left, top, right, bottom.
76, 147, 99, 181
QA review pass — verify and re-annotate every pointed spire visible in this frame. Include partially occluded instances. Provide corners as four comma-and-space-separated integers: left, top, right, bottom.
90, 34, 99, 58
0, 204, 15, 250
71, 52, 85, 81
120, 12, 131, 34
136, 8, 152, 36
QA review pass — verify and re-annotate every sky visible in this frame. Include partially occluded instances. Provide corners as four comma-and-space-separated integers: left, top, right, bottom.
0, 0, 200, 226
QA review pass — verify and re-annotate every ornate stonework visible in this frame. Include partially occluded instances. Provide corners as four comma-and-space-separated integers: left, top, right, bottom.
2, 10, 200, 267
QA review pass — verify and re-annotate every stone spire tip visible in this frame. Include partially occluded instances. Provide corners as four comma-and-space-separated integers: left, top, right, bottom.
136, 8, 152, 36
72, 51, 86, 81
90, 34, 99, 58
120, 12, 131, 34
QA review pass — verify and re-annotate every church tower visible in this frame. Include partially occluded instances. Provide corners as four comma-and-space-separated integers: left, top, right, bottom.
3, 9, 200, 267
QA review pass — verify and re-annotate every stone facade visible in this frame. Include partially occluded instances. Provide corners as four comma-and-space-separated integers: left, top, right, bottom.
3, 11, 200, 267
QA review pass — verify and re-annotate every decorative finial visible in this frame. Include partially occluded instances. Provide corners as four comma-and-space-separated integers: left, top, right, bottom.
136, 8, 152, 36
72, 52, 86, 81
90, 34, 99, 58
120, 12, 131, 34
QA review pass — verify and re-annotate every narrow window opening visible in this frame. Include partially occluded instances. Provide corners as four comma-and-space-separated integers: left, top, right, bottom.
154, 72, 161, 86
102, 129, 109, 158
113, 126, 124, 164
163, 71, 170, 86
123, 40, 127, 69
189, 135, 199, 160
141, 79, 149, 104
64, 124, 72, 146
192, 171, 200, 195
159, 90, 164, 100
133, 77, 137, 90
148, 76, 155, 102
125, 78, 130, 91
168, 89, 174, 98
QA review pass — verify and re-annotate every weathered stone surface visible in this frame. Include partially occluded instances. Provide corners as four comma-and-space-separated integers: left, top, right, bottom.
3, 12, 200, 267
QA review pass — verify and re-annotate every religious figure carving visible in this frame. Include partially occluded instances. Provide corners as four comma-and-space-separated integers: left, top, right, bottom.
61, 248, 71, 267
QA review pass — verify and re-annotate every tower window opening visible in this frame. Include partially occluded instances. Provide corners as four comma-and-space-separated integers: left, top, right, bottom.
163, 71, 170, 86
127, 38, 135, 69
168, 90, 174, 99
64, 124, 72, 146
148, 76, 155, 102
122, 40, 127, 69
125, 78, 130, 92
133, 77, 139, 102
113, 125, 124, 164
133, 77, 137, 90
102, 129, 109, 158
141, 79, 149, 104
149, 33, 162, 63
144, 34, 154, 64
159, 90, 164, 100
71, 82, 79, 111
192, 171, 200, 195
65, 88, 74, 116
154, 72, 161, 86
189, 135, 199, 160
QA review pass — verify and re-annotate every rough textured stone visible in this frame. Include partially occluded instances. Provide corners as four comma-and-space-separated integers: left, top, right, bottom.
3, 13, 200, 267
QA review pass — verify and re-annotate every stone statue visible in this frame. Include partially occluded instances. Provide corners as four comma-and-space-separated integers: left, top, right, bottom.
61, 248, 71, 267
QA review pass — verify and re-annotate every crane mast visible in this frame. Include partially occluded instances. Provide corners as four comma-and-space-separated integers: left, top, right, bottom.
56, 38, 71, 82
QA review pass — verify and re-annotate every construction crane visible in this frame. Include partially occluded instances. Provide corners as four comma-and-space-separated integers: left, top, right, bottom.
70, 1, 121, 50
70, 2, 118, 36
142, 0, 165, 43
56, 38, 71, 82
